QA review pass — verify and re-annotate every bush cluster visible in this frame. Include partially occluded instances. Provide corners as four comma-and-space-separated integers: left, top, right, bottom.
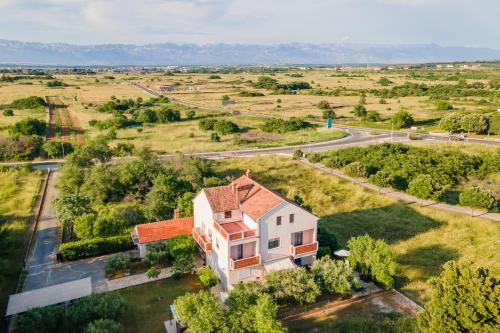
8, 96, 47, 109
59, 235, 134, 261
238, 90, 264, 97
260, 117, 310, 133
199, 118, 239, 134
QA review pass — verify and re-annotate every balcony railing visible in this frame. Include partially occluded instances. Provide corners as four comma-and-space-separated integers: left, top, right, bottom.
213, 222, 257, 242
290, 242, 318, 256
230, 255, 260, 270
192, 228, 212, 252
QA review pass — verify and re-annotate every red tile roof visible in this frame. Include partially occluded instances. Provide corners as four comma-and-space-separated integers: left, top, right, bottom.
135, 216, 194, 244
203, 174, 285, 220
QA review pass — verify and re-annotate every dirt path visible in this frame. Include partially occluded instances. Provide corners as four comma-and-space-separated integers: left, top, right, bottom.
45, 96, 84, 145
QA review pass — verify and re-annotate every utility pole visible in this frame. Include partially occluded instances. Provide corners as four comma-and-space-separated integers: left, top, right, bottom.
308, 128, 311, 153
391, 122, 394, 141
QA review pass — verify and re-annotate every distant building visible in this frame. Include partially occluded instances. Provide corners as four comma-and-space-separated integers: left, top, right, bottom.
157, 85, 174, 92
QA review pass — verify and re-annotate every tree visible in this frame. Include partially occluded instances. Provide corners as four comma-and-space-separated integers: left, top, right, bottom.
417, 261, 499, 333
348, 235, 398, 289
407, 174, 443, 200
146, 266, 161, 279
84, 319, 123, 333
168, 234, 195, 258
460, 114, 489, 133
254, 294, 286, 333
3, 109, 13, 116
174, 291, 225, 333
43, 141, 74, 158
172, 254, 195, 275
317, 225, 339, 256
213, 120, 239, 134
266, 267, 320, 304
365, 111, 382, 122
353, 104, 367, 118
391, 110, 414, 129
67, 293, 127, 331
186, 109, 196, 119
342, 161, 368, 178
439, 113, 463, 132
378, 77, 392, 86
177, 192, 195, 217
145, 241, 169, 266
74, 213, 98, 239
198, 266, 218, 289
318, 100, 331, 110
52, 195, 93, 237
459, 187, 497, 211
104, 253, 130, 277
311, 256, 359, 295
145, 173, 191, 220
16, 305, 63, 333
9, 117, 47, 136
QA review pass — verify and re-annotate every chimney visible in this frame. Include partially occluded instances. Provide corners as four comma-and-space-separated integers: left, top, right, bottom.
173, 208, 180, 219
245, 169, 252, 178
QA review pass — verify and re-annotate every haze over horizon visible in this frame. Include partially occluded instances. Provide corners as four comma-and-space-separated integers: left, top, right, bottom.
0, 0, 499, 49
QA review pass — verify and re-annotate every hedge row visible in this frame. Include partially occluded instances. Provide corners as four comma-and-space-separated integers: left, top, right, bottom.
59, 235, 134, 261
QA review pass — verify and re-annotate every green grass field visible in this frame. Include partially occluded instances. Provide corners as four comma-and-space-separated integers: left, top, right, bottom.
0, 167, 43, 326
114, 274, 201, 333
212, 156, 500, 304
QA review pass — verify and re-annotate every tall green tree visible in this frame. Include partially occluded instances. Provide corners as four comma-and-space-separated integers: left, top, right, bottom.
52, 195, 93, 237
417, 261, 499, 333
174, 291, 225, 333
266, 267, 320, 304
311, 256, 359, 295
407, 174, 443, 200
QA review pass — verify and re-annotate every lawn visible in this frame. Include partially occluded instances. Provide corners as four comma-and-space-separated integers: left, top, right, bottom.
114, 274, 201, 333
212, 156, 500, 304
0, 167, 43, 327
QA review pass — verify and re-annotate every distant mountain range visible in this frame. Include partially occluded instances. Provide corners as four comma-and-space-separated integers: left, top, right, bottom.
1, 39, 499, 66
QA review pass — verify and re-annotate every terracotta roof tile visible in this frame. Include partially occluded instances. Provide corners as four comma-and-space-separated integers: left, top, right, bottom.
203, 185, 239, 212
233, 175, 284, 220
135, 216, 194, 244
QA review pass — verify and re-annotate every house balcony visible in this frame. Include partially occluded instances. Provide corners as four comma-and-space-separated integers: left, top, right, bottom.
290, 242, 318, 257
192, 228, 212, 252
213, 221, 257, 242
230, 255, 260, 270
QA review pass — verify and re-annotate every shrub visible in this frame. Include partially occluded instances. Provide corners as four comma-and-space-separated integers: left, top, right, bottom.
16, 304, 64, 333
322, 110, 336, 120
377, 77, 392, 86
348, 235, 398, 289
369, 171, 392, 188
353, 104, 367, 118
67, 293, 127, 331
417, 261, 499, 333
211, 132, 221, 142
105, 253, 130, 277
3, 109, 13, 116
47, 80, 65, 87
238, 90, 264, 97
260, 117, 310, 133
172, 254, 195, 274
59, 235, 134, 261
9, 117, 47, 136
198, 266, 218, 289
146, 266, 161, 279
459, 187, 497, 210
342, 162, 368, 178
439, 113, 463, 132
168, 234, 195, 259
156, 108, 180, 123
208, 74, 221, 79
488, 112, 500, 135
266, 267, 320, 304
186, 109, 196, 119
306, 152, 321, 163
391, 110, 414, 129
365, 111, 382, 122
293, 149, 303, 159
43, 141, 74, 158
407, 174, 443, 200
9, 96, 47, 109
460, 113, 489, 133
318, 100, 331, 110
311, 256, 359, 295
145, 241, 169, 265
84, 319, 123, 333
435, 100, 453, 110
213, 120, 239, 134
199, 118, 217, 131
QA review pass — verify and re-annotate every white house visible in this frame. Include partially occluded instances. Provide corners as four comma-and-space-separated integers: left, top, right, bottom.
132, 170, 318, 291
192, 170, 318, 291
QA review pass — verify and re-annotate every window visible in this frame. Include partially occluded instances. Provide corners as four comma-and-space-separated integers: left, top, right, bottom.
234, 244, 243, 260
224, 211, 232, 219
268, 238, 280, 249
276, 216, 282, 226
289, 214, 295, 223
293, 232, 303, 246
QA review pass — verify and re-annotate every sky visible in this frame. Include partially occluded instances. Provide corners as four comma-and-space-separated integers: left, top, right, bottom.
0, 0, 499, 48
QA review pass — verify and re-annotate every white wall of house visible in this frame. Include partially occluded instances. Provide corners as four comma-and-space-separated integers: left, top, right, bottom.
258, 202, 318, 264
